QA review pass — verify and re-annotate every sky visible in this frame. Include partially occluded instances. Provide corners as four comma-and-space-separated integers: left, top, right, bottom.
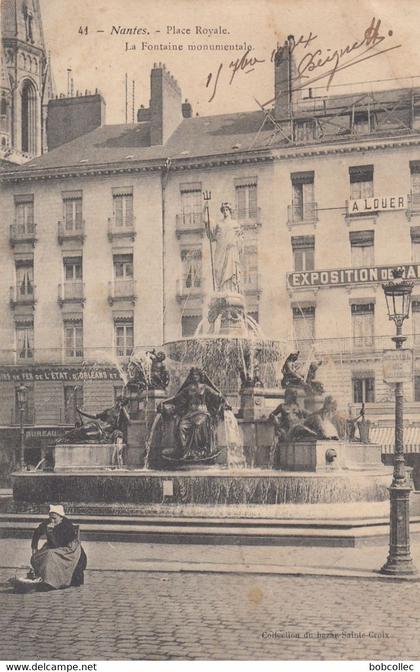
39, 0, 420, 124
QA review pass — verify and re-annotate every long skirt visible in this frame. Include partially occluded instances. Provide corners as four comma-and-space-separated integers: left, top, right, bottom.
31, 540, 84, 589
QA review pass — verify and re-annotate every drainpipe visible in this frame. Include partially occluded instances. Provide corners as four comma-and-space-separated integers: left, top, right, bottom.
161, 159, 171, 345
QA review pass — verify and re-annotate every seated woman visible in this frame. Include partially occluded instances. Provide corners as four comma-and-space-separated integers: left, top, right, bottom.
147, 368, 229, 468
29, 504, 87, 590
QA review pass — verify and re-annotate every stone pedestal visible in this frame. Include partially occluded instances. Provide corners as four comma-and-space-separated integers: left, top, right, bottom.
54, 444, 114, 470
278, 440, 384, 472
239, 387, 266, 421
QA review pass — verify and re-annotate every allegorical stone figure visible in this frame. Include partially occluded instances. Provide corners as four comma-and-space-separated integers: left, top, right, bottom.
208, 203, 243, 294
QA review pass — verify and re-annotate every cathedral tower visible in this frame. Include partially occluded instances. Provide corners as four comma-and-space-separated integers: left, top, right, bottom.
1, 0, 52, 161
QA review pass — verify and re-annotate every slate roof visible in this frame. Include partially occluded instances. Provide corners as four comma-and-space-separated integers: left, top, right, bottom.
3, 86, 420, 177
10, 110, 270, 172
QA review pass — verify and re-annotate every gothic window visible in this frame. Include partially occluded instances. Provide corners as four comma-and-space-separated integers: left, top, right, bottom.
21, 80, 37, 154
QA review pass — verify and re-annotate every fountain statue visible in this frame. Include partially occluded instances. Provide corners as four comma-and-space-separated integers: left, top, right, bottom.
146, 367, 232, 468
57, 397, 130, 445
127, 350, 170, 392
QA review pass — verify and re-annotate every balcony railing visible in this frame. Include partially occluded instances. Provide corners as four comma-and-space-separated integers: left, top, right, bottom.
287, 202, 318, 226
107, 215, 136, 242
175, 211, 204, 237
176, 277, 203, 301
407, 192, 420, 220
10, 221, 37, 247
10, 285, 36, 308
108, 279, 136, 305
57, 220, 85, 245
58, 282, 85, 306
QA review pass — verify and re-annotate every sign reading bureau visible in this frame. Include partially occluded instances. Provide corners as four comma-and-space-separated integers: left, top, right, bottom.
288, 263, 420, 289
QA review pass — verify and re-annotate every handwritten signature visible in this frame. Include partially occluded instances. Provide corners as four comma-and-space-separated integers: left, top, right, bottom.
205, 18, 400, 104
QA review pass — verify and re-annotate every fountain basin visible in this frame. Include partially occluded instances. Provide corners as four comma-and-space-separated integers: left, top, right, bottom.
12, 467, 392, 506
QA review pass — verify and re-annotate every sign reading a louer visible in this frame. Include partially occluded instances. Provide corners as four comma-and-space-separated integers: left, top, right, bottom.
288, 263, 420, 289
348, 195, 407, 214
383, 349, 413, 384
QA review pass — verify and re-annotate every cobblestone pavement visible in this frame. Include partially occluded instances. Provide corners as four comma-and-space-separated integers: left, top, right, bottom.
1, 569, 419, 661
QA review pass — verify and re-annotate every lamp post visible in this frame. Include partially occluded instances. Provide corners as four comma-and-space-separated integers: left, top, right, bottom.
16, 384, 27, 471
380, 267, 417, 575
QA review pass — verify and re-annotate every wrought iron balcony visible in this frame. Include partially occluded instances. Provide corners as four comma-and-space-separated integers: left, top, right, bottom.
9, 221, 37, 247
107, 215, 136, 242
10, 284, 36, 308
175, 211, 204, 238
407, 192, 420, 221
57, 220, 85, 245
108, 279, 136, 305
287, 202, 318, 226
58, 282, 85, 307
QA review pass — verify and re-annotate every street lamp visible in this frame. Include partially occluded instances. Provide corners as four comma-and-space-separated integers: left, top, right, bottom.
16, 383, 27, 471
380, 267, 417, 575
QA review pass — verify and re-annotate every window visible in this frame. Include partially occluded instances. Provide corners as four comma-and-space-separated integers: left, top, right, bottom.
242, 245, 258, 289
351, 303, 374, 347
415, 376, 420, 402
353, 375, 375, 403
64, 385, 84, 425
235, 178, 257, 220
63, 192, 83, 231
410, 162, 420, 210
181, 248, 202, 290
292, 306, 315, 348
113, 189, 133, 228
182, 314, 201, 337
411, 228, 420, 262
349, 165, 374, 199
353, 111, 370, 134
412, 301, 420, 345
14, 195, 34, 234
16, 323, 33, 359
350, 230, 374, 267
114, 320, 134, 357
294, 119, 316, 142
16, 262, 34, 297
180, 183, 202, 227
64, 320, 83, 358
64, 257, 82, 281
291, 172, 315, 222
113, 254, 133, 279
291, 236, 315, 271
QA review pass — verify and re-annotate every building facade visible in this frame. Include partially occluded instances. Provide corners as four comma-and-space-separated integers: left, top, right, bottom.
2, 43, 420, 473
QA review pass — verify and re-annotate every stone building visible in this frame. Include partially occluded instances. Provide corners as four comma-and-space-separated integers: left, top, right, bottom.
2, 39, 420, 471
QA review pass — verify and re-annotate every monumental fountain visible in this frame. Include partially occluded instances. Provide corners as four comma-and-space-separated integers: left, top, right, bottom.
11, 199, 393, 515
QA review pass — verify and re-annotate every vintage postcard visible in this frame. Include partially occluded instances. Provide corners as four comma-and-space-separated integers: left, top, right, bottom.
0, 0, 420, 667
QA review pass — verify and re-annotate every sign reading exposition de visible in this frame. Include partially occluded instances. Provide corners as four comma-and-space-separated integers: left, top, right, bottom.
348, 195, 407, 214
383, 349, 413, 384
288, 263, 420, 289
0, 366, 122, 383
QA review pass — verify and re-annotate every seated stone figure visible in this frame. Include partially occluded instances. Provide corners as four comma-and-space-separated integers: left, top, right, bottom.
146, 368, 230, 468
288, 395, 339, 442
57, 397, 130, 444
270, 388, 308, 443
281, 352, 307, 390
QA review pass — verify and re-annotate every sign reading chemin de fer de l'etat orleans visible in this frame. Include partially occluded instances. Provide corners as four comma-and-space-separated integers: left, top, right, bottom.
348, 195, 407, 214
288, 264, 420, 289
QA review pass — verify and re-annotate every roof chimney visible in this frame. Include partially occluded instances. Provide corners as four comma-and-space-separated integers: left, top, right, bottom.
182, 99, 193, 118
46, 93, 106, 150
150, 63, 182, 145
273, 35, 301, 119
